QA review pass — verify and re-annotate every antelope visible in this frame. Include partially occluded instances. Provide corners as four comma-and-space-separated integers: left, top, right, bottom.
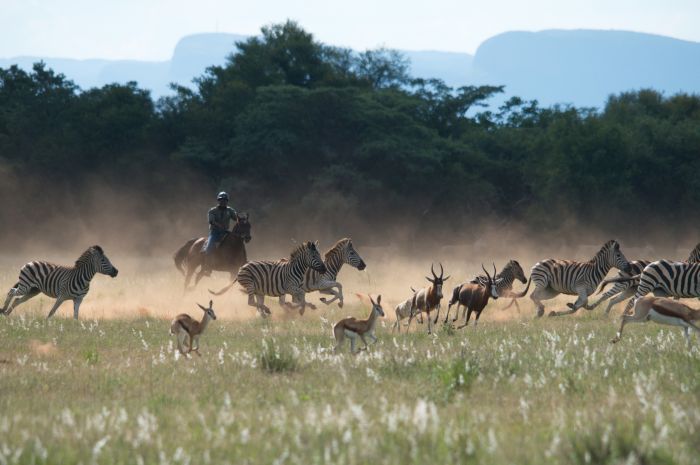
445, 264, 502, 328
611, 295, 700, 348
392, 296, 422, 332
169, 300, 217, 356
334, 295, 384, 353
407, 264, 449, 334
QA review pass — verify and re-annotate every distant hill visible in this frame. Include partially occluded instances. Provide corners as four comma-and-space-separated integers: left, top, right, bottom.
1, 30, 699, 107
471, 29, 700, 107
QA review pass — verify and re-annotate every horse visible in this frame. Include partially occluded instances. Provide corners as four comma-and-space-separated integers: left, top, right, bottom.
173, 213, 251, 290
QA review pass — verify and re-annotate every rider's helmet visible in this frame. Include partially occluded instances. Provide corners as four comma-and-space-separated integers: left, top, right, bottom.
217, 192, 229, 201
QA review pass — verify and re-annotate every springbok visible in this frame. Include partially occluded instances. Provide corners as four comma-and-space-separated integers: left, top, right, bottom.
445, 264, 502, 328
169, 300, 217, 356
392, 296, 422, 332
407, 264, 449, 334
334, 295, 384, 353
611, 295, 700, 348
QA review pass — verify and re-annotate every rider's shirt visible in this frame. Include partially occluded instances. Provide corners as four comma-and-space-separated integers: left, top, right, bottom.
208, 206, 237, 232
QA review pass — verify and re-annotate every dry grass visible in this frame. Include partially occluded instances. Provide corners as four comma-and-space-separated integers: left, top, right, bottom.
0, 255, 698, 464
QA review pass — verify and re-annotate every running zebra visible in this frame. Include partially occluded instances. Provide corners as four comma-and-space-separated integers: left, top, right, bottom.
585, 260, 651, 314
469, 259, 528, 311
529, 240, 631, 317
590, 242, 700, 314
301, 238, 366, 309
1, 245, 118, 319
209, 241, 326, 317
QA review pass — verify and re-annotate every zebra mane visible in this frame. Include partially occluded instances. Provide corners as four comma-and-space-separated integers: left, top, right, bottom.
590, 240, 618, 263
688, 243, 700, 262
290, 241, 315, 261
324, 238, 351, 261
75, 245, 101, 267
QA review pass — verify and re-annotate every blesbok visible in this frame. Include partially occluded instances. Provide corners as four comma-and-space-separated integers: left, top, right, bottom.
407, 264, 449, 334
169, 300, 217, 356
334, 294, 385, 353
445, 264, 503, 328
610, 295, 700, 348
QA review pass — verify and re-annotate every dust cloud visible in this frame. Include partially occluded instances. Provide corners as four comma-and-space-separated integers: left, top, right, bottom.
0, 166, 698, 323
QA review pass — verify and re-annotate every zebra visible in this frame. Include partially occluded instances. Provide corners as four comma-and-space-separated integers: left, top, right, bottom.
209, 241, 327, 317
589, 242, 700, 315
1, 245, 118, 319
529, 239, 631, 317
584, 260, 651, 314
301, 238, 366, 309
468, 259, 528, 312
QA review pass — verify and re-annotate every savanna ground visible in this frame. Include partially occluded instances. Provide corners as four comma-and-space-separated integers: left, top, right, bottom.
0, 251, 698, 465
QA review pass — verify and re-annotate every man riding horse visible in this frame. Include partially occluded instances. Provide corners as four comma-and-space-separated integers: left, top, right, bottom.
202, 192, 238, 276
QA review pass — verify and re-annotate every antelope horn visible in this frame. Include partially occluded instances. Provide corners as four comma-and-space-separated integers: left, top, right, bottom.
492, 263, 497, 279
482, 263, 491, 281
439, 263, 444, 279
430, 263, 437, 279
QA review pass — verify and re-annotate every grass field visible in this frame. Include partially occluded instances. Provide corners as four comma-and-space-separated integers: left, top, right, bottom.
0, 255, 699, 464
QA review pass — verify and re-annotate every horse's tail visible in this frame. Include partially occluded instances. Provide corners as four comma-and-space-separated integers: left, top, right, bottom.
209, 278, 238, 296
174, 238, 198, 275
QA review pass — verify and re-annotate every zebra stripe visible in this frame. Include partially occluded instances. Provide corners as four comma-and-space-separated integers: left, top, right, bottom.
635, 261, 700, 300
530, 240, 630, 317
237, 241, 326, 305
591, 242, 700, 313
470, 260, 526, 297
1, 245, 118, 319
301, 238, 366, 307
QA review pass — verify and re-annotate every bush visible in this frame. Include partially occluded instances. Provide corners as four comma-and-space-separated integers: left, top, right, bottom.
258, 339, 299, 373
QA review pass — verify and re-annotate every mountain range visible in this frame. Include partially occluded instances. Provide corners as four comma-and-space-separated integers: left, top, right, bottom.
2, 30, 699, 108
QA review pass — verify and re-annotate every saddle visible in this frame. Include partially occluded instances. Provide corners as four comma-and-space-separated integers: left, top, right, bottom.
202, 231, 230, 251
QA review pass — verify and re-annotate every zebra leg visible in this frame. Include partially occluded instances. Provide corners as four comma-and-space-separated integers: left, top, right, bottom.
604, 288, 635, 315
72, 297, 84, 320
503, 297, 518, 310
46, 297, 67, 319
550, 288, 588, 317
1, 286, 19, 314
252, 294, 270, 317
530, 286, 558, 317
4, 288, 40, 315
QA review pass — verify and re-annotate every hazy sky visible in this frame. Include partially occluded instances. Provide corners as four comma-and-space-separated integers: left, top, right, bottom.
2, 0, 698, 60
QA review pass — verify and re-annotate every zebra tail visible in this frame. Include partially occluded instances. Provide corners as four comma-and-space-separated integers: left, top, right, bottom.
209, 278, 238, 296
596, 274, 640, 294
174, 238, 198, 276
511, 276, 532, 298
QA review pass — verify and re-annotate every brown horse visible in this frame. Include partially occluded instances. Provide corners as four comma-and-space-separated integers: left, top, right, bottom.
173, 213, 251, 290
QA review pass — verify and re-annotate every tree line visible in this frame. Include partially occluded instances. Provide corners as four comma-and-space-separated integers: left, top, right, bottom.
1, 20, 699, 244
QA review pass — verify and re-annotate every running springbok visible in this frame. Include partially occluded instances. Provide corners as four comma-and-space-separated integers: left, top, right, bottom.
407, 264, 449, 334
170, 300, 217, 356
392, 295, 422, 332
334, 295, 384, 353
611, 295, 700, 348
